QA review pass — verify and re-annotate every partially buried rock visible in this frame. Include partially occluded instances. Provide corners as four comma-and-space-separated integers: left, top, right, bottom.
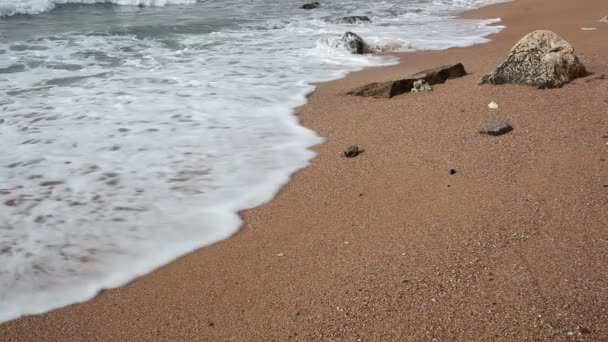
480, 123, 513, 136
330, 16, 371, 24
341, 32, 368, 54
411, 79, 432, 92
344, 145, 361, 158
410, 63, 467, 85
600, 16, 608, 23
300, 1, 320, 9
479, 30, 586, 88
347, 63, 466, 98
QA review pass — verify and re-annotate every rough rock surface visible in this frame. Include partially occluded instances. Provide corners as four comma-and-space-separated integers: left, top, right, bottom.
300, 2, 320, 9
341, 32, 368, 54
479, 30, 586, 88
347, 63, 467, 98
330, 16, 371, 24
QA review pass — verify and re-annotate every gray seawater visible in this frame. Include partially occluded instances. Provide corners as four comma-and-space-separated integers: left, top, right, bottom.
0, 0, 504, 322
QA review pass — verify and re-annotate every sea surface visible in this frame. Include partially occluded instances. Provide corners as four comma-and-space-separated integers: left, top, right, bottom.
0, 0, 504, 322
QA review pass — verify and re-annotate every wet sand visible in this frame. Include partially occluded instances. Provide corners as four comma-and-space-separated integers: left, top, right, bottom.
1, 0, 608, 340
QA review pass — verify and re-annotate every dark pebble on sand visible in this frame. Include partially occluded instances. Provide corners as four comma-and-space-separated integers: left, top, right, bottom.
344, 145, 362, 158
450, 169, 456, 175
479, 123, 513, 136
40, 180, 64, 187
4, 199, 17, 206
578, 326, 591, 334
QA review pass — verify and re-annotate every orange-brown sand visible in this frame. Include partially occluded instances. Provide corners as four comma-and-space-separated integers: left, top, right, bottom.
2, 0, 608, 340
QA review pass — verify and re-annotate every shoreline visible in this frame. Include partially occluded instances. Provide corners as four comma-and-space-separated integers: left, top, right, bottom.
2, 0, 608, 339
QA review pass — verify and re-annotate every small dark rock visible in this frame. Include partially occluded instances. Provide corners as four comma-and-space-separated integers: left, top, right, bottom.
4, 199, 17, 207
300, 1, 320, 9
40, 180, 64, 187
330, 16, 371, 24
479, 123, 513, 136
450, 169, 456, 175
344, 145, 361, 158
341, 32, 368, 54
578, 326, 591, 334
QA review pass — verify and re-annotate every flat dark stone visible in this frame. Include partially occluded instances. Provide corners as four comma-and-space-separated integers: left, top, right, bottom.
347, 63, 467, 98
479, 123, 513, 136
330, 16, 371, 24
410, 63, 467, 85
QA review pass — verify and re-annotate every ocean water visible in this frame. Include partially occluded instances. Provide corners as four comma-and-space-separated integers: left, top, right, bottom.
0, 0, 504, 322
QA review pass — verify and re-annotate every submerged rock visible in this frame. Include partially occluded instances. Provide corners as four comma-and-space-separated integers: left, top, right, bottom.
344, 145, 361, 158
347, 63, 466, 98
411, 79, 432, 92
479, 30, 586, 89
300, 2, 320, 9
330, 16, 371, 24
479, 123, 513, 136
341, 31, 369, 54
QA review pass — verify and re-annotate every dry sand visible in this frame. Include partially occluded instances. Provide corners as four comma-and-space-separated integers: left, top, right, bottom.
2, 0, 608, 340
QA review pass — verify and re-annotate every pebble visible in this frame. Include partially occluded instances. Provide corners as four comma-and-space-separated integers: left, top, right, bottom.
276, 253, 284, 257
479, 123, 513, 136
488, 101, 499, 109
344, 145, 361, 158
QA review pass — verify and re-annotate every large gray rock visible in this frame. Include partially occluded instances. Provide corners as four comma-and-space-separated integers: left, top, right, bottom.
479, 30, 586, 89
347, 63, 467, 98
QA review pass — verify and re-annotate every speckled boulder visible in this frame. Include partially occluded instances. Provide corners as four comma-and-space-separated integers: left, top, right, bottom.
479, 30, 586, 89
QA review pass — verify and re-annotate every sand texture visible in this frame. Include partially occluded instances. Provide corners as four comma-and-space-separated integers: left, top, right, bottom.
1, 0, 608, 340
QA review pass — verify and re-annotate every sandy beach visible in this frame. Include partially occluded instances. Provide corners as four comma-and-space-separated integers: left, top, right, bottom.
1, 0, 607, 340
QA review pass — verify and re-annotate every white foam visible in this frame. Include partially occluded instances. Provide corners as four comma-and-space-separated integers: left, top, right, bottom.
0, 0, 196, 16
0, 0, 506, 323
